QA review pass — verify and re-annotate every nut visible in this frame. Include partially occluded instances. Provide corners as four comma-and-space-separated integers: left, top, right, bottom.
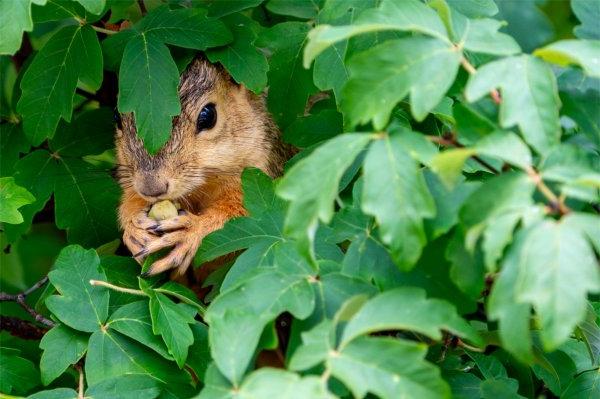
148, 200, 178, 221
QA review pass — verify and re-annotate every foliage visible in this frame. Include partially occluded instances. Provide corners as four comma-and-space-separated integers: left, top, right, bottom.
1, 0, 599, 398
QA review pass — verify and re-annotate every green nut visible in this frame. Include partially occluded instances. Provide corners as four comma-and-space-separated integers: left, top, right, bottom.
148, 200, 178, 221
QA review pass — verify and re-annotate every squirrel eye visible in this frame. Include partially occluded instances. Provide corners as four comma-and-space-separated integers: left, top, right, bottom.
197, 103, 217, 132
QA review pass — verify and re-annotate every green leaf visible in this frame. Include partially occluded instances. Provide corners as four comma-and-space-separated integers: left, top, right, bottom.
28, 388, 77, 399
239, 368, 334, 398
459, 172, 536, 257
572, 0, 600, 40
73, 0, 105, 15
49, 108, 115, 157
446, 0, 498, 18
289, 320, 334, 371
475, 131, 532, 169
462, 19, 521, 56
424, 172, 480, 239
304, 0, 449, 65
465, 55, 561, 154
85, 329, 190, 386
256, 22, 318, 128
106, 300, 173, 360
0, 0, 46, 55
148, 291, 196, 368
0, 124, 30, 177
330, 336, 451, 399
446, 230, 486, 299
480, 378, 525, 399
206, 0, 265, 18
466, 352, 507, 380
283, 109, 343, 148
362, 135, 435, 269
515, 218, 600, 350
487, 229, 534, 364
562, 369, 600, 399
535, 40, 600, 78
0, 177, 35, 224
117, 34, 180, 154
341, 287, 482, 346
0, 352, 40, 394
495, 0, 553, 53
266, 0, 323, 19
46, 245, 109, 332
154, 281, 206, 314
206, 13, 267, 94
342, 37, 461, 128
17, 25, 102, 145
186, 323, 211, 382
85, 375, 160, 399
430, 148, 477, 189
206, 244, 315, 384
196, 169, 285, 264
560, 90, 600, 148
137, 6, 232, 50
277, 133, 371, 257
312, 0, 378, 104
39, 324, 89, 385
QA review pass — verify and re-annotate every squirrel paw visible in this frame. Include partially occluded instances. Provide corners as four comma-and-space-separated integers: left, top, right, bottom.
134, 212, 201, 276
123, 212, 160, 263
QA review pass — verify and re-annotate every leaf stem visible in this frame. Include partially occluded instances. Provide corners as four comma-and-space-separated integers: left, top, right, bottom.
89, 280, 147, 296
525, 166, 570, 215
74, 364, 84, 399
460, 57, 502, 105
0, 276, 55, 327
91, 25, 117, 35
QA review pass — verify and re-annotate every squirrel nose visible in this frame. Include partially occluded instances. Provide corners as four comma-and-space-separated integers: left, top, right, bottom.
138, 177, 169, 198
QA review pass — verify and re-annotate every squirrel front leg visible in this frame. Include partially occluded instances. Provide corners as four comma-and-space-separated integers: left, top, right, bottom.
119, 188, 157, 262
136, 189, 246, 277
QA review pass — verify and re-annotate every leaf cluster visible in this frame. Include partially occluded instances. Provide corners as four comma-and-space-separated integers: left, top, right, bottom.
1, 0, 600, 398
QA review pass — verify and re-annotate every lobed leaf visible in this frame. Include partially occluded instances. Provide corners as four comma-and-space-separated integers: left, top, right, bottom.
46, 245, 109, 333
465, 55, 561, 155
17, 25, 102, 145
362, 135, 435, 269
342, 36, 461, 128
341, 287, 482, 347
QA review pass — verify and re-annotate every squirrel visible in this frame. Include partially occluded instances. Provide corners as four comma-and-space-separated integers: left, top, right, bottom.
115, 58, 293, 277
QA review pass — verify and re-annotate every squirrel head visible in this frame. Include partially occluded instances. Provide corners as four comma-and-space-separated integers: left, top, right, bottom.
115, 58, 278, 203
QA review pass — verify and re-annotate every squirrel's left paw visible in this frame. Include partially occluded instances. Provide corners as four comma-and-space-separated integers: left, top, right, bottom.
138, 213, 202, 276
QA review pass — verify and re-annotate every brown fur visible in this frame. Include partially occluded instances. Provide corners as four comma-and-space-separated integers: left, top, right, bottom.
115, 58, 292, 276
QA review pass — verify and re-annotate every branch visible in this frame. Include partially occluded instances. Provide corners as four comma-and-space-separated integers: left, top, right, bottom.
0, 276, 55, 327
0, 316, 47, 340
525, 166, 571, 215
137, 0, 147, 16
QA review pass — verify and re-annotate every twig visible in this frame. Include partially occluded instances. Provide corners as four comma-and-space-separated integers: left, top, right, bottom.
0, 276, 55, 327
23, 276, 49, 296
525, 166, 570, 215
460, 57, 502, 105
137, 0, 147, 16
89, 280, 147, 296
0, 316, 47, 340
91, 25, 117, 35
74, 364, 85, 399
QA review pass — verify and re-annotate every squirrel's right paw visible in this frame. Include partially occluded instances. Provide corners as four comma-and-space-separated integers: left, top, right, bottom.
122, 210, 160, 263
